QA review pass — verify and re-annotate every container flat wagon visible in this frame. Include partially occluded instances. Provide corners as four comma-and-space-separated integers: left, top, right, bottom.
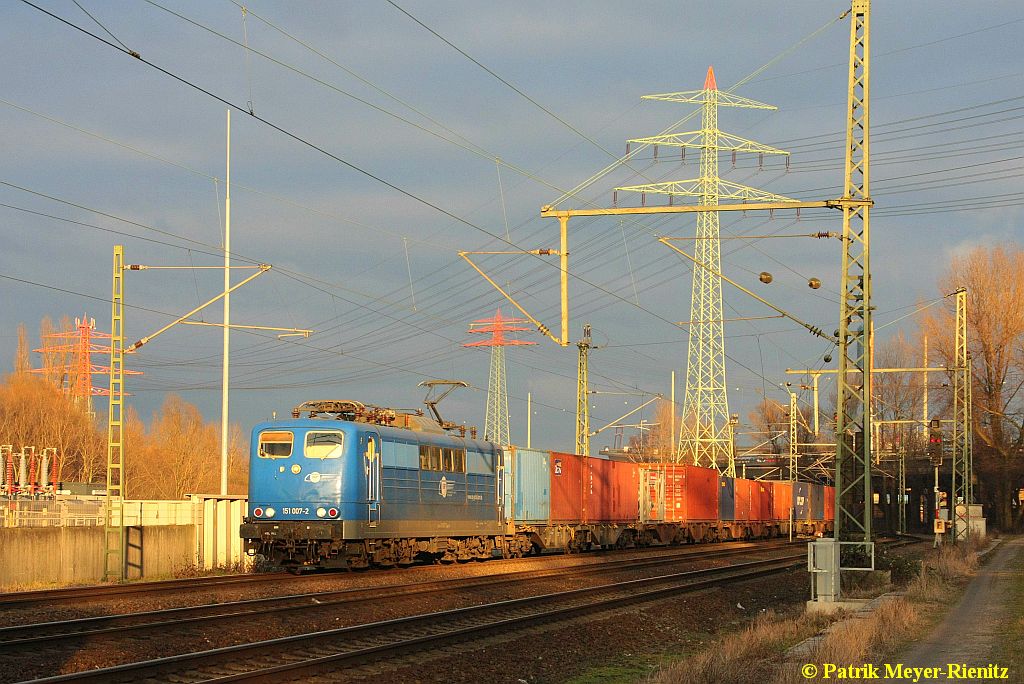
241, 399, 834, 571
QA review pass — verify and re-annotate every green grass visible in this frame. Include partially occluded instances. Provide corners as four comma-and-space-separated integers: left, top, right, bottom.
564, 629, 709, 684
565, 659, 660, 684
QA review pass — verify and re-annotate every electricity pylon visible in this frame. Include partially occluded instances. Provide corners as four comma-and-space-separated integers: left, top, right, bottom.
464, 309, 536, 445
31, 315, 143, 417
616, 66, 794, 470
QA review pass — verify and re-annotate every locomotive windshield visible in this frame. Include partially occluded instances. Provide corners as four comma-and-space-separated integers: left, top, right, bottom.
305, 431, 344, 459
258, 430, 293, 458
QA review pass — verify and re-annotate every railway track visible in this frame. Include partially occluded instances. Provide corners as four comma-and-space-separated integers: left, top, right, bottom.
0, 571, 291, 608
0, 537, 797, 609
25, 553, 807, 684
0, 540, 800, 649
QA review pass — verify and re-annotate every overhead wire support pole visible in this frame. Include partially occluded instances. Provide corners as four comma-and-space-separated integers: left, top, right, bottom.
222, 108, 231, 497
458, 250, 565, 345
539, 199, 863, 220
104, 251, 281, 566
104, 244, 125, 581
576, 324, 591, 456
125, 264, 271, 352
178, 321, 312, 337
789, 390, 799, 482
951, 287, 972, 542
590, 396, 662, 439
834, 0, 873, 546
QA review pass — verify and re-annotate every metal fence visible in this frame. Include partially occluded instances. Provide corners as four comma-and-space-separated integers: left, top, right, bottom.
3, 498, 204, 528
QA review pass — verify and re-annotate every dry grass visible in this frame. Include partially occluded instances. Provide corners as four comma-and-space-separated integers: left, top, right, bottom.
651, 543, 982, 684
649, 611, 835, 684
807, 599, 920, 669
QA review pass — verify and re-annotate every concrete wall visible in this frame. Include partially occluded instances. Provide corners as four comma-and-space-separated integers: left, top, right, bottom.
0, 525, 197, 588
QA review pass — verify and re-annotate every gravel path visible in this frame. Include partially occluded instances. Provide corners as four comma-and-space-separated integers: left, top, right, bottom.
886, 536, 1024, 682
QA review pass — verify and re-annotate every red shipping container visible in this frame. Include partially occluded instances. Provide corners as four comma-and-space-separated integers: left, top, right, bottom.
771, 481, 793, 521
635, 463, 686, 521
665, 464, 685, 521
823, 485, 835, 522
584, 457, 609, 522
751, 481, 772, 520
734, 478, 753, 521
582, 457, 640, 523
607, 458, 639, 522
684, 465, 719, 521
549, 451, 583, 522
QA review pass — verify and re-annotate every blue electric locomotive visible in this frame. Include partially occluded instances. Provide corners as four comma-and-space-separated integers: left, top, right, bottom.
240, 400, 523, 570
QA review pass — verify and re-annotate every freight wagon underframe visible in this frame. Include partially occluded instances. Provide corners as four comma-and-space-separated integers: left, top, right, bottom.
243, 518, 832, 571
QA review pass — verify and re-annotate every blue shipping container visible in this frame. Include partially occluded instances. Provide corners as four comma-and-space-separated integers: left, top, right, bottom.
794, 481, 811, 521
508, 448, 550, 523
811, 483, 825, 521
718, 476, 735, 521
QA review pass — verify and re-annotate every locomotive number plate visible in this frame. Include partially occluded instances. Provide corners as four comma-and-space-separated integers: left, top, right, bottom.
282, 507, 310, 515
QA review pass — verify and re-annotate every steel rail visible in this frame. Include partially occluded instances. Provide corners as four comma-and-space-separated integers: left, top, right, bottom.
0, 540, 802, 648
25, 554, 806, 684
0, 571, 292, 608
0, 536, 793, 608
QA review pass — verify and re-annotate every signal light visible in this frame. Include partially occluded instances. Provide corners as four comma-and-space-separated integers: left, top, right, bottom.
264, 507, 276, 518
253, 507, 263, 518
328, 508, 338, 518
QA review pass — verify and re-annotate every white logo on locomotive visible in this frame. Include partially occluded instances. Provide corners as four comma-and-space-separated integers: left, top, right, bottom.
439, 476, 449, 498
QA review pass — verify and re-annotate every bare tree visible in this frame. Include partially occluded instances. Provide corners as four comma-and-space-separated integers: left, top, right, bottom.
922, 244, 1024, 531
748, 398, 788, 456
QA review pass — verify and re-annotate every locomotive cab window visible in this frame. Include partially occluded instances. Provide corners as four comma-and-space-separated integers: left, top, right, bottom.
258, 431, 293, 459
305, 431, 344, 459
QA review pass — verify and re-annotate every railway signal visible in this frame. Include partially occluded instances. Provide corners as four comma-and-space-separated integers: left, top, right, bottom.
928, 418, 943, 467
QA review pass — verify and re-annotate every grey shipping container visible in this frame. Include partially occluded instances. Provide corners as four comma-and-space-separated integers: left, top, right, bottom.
794, 481, 811, 521
507, 448, 550, 523
718, 476, 735, 521
811, 483, 825, 521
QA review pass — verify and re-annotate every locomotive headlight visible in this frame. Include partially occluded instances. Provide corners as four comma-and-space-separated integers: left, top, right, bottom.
290, 464, 301, 475
316, 507, 327, 518
264, 507, 276, 518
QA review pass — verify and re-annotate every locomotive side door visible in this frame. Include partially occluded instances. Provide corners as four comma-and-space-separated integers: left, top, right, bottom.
363, 431, 382, 527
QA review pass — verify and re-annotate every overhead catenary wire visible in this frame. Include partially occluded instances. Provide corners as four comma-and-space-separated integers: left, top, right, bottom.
2, 56, 1015, 335
1, 4, 807, 399
13, 0, 1011, 419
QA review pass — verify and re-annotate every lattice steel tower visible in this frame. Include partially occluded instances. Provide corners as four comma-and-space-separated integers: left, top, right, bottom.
31, 314, 141, 417
951, 287, 973, 540
464, 309, 536, 444
617, 67, 793, 469
834, 0, 873, 544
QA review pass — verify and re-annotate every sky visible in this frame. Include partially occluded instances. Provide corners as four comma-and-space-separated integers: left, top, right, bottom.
2, 1, 1023, 453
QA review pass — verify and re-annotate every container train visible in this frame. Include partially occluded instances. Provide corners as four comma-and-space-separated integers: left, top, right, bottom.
240, 400, 834, 571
